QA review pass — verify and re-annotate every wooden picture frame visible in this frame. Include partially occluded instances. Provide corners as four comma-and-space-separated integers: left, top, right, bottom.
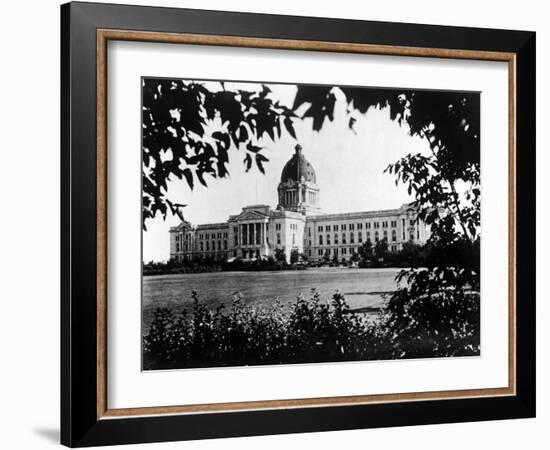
61, 1, 535, 447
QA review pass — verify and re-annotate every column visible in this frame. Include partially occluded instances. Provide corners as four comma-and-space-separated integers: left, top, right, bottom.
253, 223, 256, 248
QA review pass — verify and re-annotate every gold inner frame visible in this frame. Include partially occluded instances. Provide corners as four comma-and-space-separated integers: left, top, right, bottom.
96, 29, 517, 420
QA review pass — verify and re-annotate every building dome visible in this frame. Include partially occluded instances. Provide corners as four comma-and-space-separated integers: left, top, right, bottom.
280, 144, 316, 184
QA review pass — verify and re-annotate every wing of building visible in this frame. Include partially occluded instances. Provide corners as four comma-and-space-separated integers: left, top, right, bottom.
170, 144, 431, 263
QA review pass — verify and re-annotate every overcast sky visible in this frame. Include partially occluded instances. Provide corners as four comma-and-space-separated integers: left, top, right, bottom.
143, 81, 429, 262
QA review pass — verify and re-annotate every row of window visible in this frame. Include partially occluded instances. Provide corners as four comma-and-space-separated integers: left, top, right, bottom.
315, 228, 421, 246
312, 244, 399, 258
199, 240, 228, 252
198, 231, 228, 240
317, 230, 400, 245
315, 219, 411, 233
175, 252, 229, 262
317, 247, 355, 256
176, 239, 229, 253
274, 222, 296, 231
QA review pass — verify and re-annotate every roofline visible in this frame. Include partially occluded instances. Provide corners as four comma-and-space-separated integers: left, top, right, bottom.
305, 204, 415, 222
195, 222, 230, 230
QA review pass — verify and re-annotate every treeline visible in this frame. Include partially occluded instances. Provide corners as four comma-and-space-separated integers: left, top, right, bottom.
143, 290, 480, 370
315, 240, 432, 268
143, 254, 296, 276
143, 258, 224, 276
340, 239, 479, 270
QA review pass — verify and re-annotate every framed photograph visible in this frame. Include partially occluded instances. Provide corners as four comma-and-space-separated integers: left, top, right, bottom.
61, 1, 535, 447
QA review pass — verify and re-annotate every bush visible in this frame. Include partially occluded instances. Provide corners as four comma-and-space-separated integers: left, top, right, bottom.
381, 289, 480, 358
143, 289, 479, 370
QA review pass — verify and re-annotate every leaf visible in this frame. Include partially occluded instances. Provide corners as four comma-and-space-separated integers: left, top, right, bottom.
244, 153, 252, 172
196, 171, 208, 187
246, 142, 263, 153
212, 131, 230, 149
182, 168, 194, 190
284, 116, 297, 139
256, 154, 266, 174
238, 124, 248, 141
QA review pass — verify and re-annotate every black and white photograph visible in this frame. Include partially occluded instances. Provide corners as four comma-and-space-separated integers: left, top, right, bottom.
141, 78, 481, 370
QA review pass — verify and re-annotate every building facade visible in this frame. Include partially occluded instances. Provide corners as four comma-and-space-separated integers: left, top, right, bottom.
170, 144, 430, 263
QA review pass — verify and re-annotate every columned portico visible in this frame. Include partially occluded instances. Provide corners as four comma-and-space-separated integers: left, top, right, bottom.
237, 220, 267, 259
230, 207, 272, 260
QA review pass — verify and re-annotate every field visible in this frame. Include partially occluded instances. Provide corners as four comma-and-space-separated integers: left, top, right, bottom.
142, 267, 400, 332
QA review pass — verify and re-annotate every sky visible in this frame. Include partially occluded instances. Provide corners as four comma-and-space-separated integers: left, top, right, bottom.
143, 81, 430, 262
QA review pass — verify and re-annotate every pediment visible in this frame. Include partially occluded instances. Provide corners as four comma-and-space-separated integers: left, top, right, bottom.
173, 220, 193, 231
233, 210, 269, 222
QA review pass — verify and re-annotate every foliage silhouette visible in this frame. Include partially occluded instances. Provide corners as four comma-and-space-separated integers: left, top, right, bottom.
143, 290, 479, 370
142, 79, 296, 229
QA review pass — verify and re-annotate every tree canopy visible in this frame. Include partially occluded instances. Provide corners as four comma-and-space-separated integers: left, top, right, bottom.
142, 79, 297, 229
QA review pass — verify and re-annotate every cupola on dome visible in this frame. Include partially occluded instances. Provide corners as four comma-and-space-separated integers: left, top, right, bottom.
280, 144, 316, 184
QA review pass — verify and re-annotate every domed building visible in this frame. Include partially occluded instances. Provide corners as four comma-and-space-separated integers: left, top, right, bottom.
170, 144, 430, 263
277, 144, 320, 214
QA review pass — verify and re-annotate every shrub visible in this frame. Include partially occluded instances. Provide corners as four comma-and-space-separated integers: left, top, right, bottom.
143, 289, 479, 370
381, 289, 480, 358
